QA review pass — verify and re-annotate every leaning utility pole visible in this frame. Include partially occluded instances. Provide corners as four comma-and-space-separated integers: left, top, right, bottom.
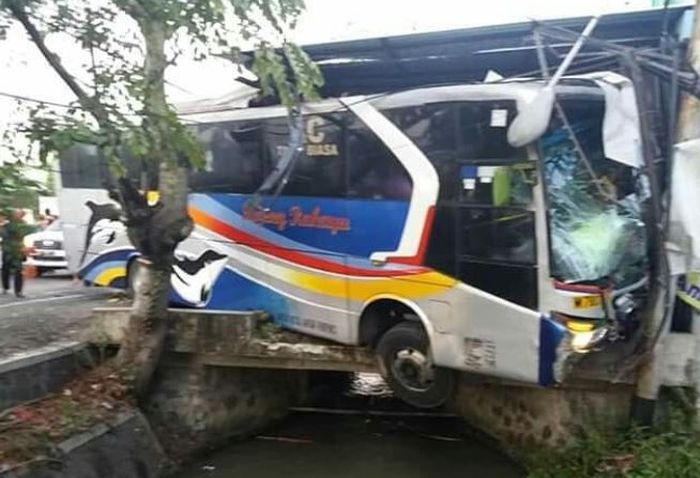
631, 1, 700, 424
677, 0, 700, 415
677, 0, 700, 142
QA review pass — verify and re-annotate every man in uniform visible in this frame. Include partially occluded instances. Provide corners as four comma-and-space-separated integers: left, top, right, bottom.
1, 209, 30, 298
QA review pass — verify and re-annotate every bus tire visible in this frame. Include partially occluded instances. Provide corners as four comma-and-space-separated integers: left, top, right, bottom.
376, 321, 454, 409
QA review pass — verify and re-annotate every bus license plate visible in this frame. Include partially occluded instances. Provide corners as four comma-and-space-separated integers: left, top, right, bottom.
573, 295, 601, 309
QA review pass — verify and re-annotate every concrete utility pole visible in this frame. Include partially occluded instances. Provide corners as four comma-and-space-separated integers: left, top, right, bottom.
677, 0, 700, 416
677, 0, 700, 142
631, 1, 700, 424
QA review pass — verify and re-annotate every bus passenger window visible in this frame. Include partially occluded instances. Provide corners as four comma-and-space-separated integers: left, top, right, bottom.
190, 121, 263, 194
264, 115, 346, 198
59, 144, 106, 189
347, 116, 412, 201
384, 105, 457, 161
384, 104, 458, 200
458, 102, 525, 161
459, 208, 536, 264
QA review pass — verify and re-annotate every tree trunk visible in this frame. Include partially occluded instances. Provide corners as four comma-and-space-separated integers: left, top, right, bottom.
115, 19, 192, 397
116, 162, 192, 396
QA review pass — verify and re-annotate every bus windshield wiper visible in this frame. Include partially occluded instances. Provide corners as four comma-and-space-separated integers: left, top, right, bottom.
247, 107, 304, 211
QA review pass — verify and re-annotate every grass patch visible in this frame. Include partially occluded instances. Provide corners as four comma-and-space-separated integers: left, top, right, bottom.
525, 398, 700, 478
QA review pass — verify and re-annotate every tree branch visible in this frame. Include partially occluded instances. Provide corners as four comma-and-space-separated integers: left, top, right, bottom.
6, 0, 90, 105
6, 0, 118, 132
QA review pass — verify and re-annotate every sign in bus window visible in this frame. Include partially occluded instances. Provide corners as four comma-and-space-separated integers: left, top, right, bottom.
458, 102, 525, 162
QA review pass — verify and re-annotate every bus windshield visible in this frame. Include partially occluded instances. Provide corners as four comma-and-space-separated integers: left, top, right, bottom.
541, 99, 648, 287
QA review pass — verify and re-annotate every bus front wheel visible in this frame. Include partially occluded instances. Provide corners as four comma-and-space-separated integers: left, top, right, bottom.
376, 321, 454, 409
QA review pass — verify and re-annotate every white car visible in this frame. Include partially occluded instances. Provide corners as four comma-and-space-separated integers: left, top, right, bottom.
24, 221, 68, 275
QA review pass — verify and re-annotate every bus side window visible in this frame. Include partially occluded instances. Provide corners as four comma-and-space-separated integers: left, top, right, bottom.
384, 104, 458, 201
458, 102, 525, 162
263, 115, 346, 198
346, 116, 412, 201
59, 144, 107, 189
190, 121, 264, 194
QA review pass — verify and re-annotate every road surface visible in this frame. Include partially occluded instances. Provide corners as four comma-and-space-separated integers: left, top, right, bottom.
0, 272, 121, 358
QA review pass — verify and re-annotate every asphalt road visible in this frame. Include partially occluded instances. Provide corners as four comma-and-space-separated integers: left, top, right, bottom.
0, 272, 120, 358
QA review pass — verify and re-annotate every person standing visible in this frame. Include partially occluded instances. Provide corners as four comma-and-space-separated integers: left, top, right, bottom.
1, 209, 30, 298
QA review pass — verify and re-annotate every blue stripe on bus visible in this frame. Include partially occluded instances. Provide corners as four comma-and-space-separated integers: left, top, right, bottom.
79, 248, 136, 280
538, 316, 567, 386
191, 193, 411, 264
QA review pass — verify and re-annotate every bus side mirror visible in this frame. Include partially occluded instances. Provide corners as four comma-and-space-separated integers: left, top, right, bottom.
507, 87, 555, 148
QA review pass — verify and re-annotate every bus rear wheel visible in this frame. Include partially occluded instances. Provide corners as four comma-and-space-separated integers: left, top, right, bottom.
376, 321, 454, 409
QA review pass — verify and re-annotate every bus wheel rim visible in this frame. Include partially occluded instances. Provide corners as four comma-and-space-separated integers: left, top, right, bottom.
391, 348, 434, 392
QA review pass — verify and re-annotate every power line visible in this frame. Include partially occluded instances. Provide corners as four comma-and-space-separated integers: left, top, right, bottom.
0, 89, 205, 126
0, 90, 74, 109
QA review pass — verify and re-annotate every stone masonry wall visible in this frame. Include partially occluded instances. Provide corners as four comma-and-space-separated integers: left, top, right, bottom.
144, 353, 308, 460
452, 377, 635, 450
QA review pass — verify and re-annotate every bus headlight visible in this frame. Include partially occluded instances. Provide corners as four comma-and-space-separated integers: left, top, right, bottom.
614, 293, 637, 322
553, 313, 610, 353
570, 326, 609, 353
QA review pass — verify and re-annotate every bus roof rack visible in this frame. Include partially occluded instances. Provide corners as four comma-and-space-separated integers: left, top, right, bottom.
241, 5, 692, 100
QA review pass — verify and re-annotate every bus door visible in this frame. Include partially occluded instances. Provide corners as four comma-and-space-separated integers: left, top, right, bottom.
388, 100, 538, 309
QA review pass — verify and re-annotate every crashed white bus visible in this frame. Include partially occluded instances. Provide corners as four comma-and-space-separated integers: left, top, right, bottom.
58, 73, 651, 407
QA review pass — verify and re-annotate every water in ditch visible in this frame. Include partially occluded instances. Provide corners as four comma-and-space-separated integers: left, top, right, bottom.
174, 374, 524, 478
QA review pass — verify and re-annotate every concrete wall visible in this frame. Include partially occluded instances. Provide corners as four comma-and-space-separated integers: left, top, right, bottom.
452, 377, 635, 450
1, 412, 166, 478
0, 343, 94, 411
0, 340, 308, 475
144, 353, 309, 459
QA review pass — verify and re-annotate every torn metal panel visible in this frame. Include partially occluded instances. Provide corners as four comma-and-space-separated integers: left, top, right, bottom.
579, 72, 644, 168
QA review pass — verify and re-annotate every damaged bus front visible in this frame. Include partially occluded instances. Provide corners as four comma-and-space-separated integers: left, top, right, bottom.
539, 78, 649, 352
360, 73, 651, 403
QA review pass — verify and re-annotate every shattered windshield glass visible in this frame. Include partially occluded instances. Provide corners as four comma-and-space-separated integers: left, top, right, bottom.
540, 99, 648, 287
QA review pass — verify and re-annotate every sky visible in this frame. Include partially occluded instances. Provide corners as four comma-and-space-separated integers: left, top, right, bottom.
296, 0, 657, 43
0, 0, 691, 175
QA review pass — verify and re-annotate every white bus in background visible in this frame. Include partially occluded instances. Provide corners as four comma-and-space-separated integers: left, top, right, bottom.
57, 73, 651, 407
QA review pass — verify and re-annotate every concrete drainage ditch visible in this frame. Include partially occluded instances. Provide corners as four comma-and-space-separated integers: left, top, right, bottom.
0, 308, 637, 477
